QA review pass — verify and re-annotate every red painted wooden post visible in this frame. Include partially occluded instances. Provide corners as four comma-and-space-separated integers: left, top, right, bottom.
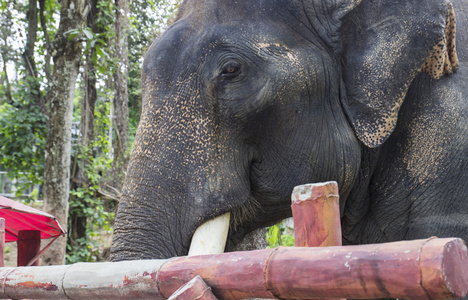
17, 230, 40, 266
291, 181, 343, 300
168, 275, 219, 300
291, 181, 342, 247
0, 218, 4, 267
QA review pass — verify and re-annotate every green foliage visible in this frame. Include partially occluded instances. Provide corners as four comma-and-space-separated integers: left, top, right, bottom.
66, 237, 101, 263
65, 26, 111, 74
66, 189, 114, 263
93, 1, 117, 77
66, 155, 114, 263
266, 220, 295, 248
39, 0, 60, 42
0, 85, 47, 196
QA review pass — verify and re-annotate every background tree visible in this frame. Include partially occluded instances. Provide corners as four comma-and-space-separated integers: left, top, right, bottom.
67, 0, 100, 261
112, 0, 130, 188
42, 0, 90, 265
22, 0, 44, 111
66, 0, 116, 263
0, 1, 14, 103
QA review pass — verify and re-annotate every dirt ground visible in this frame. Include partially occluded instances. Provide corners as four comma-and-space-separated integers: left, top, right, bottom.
3, 242, 17, 267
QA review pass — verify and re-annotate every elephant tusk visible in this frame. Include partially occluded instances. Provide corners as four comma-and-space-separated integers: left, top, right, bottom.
188, 212, 231, 256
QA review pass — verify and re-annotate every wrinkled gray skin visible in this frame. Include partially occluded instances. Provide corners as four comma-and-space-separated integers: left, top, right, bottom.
111, 0, 468, 263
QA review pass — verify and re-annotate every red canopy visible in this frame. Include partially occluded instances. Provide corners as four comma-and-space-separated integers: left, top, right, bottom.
0, 195, 66, 242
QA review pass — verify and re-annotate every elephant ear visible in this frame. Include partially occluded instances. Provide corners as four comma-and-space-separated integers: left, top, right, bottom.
420, 3, 459, 80
300, 0, 362, 53
339, 0, 459, 148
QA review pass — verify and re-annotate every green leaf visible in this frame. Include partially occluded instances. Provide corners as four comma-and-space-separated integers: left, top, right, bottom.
68, 33, 78, 41
281, 234, 295, 247
266, 221, 295, 247
96, 46, 103, 58
267, 225, 279, 248
83, 28, 93, 40
65, 28, 80, 41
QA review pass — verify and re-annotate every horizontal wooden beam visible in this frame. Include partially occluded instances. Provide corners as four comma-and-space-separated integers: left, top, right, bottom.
0, 238, 466, 300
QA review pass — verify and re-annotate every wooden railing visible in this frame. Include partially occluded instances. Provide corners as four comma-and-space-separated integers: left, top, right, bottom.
0, 182, 466, 300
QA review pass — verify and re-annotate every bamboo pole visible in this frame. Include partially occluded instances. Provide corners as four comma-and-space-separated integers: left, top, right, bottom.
291, 181, 342, 247
291, 181, 344, 300
1, 237, 464, 299
149, 238, 468, 299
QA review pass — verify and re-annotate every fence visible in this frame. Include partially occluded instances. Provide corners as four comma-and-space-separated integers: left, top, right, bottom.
0, 182, 466, 299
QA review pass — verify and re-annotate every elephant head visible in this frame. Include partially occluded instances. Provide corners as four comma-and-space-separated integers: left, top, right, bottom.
111, 0, 458, 260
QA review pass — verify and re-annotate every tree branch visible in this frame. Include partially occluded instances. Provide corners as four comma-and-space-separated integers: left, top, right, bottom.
39, 0, 52, 82
1, 47, 12, 104
97, 188, 120, 202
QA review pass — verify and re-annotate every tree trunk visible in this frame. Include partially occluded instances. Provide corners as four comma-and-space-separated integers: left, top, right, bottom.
42, 0, 89, 266
1, 50, 12, 104
0, 5, 13, 104
112, 0, 130, 189
22, 0, 37, 80
39, 0, 52, 83
0, 4, 13, 104
22, 0, 43, 110
68, 0, 99, 252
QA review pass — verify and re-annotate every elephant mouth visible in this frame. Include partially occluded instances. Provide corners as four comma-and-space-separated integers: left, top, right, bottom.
188, 212, 232, 256
188, 192, 265, 256
188, 165, 265, 256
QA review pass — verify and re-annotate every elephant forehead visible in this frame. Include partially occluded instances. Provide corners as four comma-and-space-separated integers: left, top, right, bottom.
177, 0, 270, 26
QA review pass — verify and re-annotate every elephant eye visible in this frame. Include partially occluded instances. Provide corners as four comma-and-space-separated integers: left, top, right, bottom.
220, 62, 241, 78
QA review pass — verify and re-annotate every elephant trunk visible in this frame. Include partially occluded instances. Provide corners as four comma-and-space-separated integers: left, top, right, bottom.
110, 156, 243, 260
110, 176, 184, 259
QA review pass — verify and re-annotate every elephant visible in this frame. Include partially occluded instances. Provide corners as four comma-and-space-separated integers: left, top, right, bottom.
110, 0, 468, 264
